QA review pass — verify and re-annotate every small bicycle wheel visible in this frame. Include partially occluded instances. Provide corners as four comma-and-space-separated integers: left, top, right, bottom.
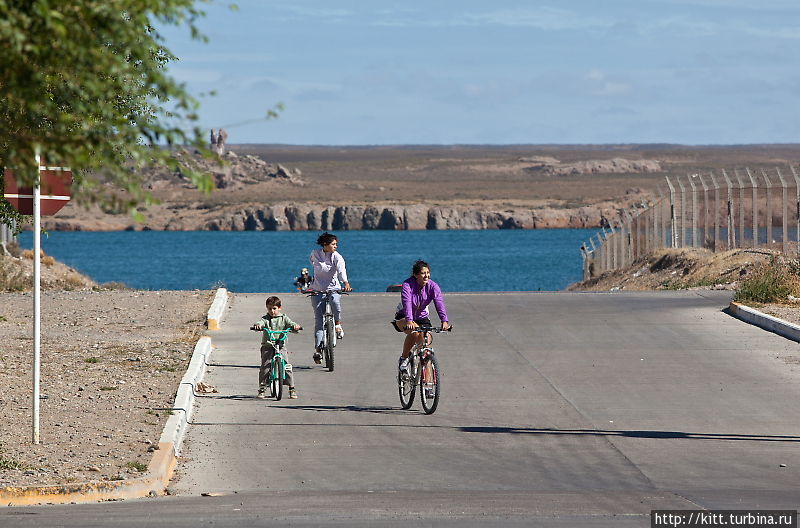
272, 359, 284, 401
325, 318, 335, 372
420, 352, 441, 415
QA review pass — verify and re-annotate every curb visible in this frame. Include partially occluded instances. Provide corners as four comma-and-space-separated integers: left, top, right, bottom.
0, 289, 225, 507
160, 337, 212, 452
207, 288, 229, 331
727, 301, 800, 343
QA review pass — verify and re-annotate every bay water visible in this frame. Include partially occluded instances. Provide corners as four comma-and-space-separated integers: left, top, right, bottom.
18, 229, 595, 293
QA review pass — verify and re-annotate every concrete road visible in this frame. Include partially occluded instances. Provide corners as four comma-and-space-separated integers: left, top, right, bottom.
177, 292, 799, 510
3, 291, 799, 527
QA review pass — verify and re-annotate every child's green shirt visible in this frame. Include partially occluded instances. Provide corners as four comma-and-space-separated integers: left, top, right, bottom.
254, 313, 298, 345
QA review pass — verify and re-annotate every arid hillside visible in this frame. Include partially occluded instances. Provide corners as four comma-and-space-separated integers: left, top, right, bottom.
30, 143, 800, 231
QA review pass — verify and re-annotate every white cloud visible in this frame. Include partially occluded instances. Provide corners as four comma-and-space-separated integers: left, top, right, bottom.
583, 70, 632, 96
273, 5, 355, 22
454, 7, 612, 30
739, 24, 800, 39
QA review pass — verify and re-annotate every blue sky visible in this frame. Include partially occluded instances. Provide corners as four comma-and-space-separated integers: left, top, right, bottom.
160, 1, 800, 145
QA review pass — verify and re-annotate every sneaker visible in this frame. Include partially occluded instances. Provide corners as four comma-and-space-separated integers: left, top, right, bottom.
398, 357, 410, 372
424, 388, 435, 399
313, 350, 322, 364
289, 388, 298, 399
335, 324, 344, 339
256, 388, 267, 399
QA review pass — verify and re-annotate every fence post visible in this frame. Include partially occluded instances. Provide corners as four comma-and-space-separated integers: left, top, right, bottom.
761, 169, 773, 248
746, 168, 759, 248
0, 223, 10, 256
601, 227, 610, 273
791, 166, 800, 254
721, 169, 735, 249
624, 209, 634, 265
587, 237, 597, 278
595, 233, 606, 274
638, 201, 648, 256
776, 168, 789, 254
580, 244, 590, 281
665, 176, 677, 248
689, 174, 699, 247
734, 169, 746, 248
677, 176, 687, 248
608, 222, 619, 270
709, 172, 720, 251
698, 173, 710, 249
655, 186, 665, 249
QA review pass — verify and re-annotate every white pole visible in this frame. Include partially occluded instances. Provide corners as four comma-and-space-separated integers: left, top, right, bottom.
33, 151, 41, 445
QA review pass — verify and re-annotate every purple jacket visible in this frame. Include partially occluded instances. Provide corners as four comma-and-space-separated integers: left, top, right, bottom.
401, 277, 448, 322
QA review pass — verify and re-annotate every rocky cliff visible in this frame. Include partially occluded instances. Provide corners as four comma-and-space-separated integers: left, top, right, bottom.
41, 195, 648, 232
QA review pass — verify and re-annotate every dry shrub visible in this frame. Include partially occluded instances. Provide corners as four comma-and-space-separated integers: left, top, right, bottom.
63, 272, 89, 290
0, 259, 30, 292
735, 257, 800, 304
22, 248, 53, 265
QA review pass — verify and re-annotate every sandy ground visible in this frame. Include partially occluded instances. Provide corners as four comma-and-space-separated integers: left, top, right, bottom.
0, 289, 212, 488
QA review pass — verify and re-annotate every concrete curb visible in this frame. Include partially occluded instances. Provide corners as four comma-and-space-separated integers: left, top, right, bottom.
727, 301, 800, 342
160, 336, 212, 453
207, 288, 229, 331
0, 289, 225, 507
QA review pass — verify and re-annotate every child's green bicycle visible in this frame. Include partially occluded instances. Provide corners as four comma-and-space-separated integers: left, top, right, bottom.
250, 327, 298, 401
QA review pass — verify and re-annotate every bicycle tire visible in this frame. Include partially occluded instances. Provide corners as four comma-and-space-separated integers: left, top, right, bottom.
398, 354, 418, 409
420, 352, 441, 415
325, 316, 335, 372
272, 358, 284, 401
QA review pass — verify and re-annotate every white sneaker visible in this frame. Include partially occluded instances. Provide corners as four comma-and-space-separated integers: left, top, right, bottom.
335, 324, 344, 339
398, 357, 409, 372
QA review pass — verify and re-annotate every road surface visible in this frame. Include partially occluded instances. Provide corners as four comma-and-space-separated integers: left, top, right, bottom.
4, 291, 799, 526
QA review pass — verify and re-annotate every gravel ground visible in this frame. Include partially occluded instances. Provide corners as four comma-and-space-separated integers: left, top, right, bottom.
0, 290, 212, 489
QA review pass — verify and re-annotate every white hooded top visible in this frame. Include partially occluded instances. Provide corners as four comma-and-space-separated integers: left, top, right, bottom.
309, 249, 348, 291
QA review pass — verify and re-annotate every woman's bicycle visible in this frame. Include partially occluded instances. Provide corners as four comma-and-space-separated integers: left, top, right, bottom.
250, 327, 297, 401
305, 289, 348, 372
398, 325, 451, 415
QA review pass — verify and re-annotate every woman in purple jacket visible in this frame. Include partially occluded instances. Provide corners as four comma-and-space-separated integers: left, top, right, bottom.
392, 260, 451, 373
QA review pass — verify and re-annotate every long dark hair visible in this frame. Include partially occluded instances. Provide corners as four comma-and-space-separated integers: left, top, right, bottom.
412, 260, 429, 276
316, 232, 337, 247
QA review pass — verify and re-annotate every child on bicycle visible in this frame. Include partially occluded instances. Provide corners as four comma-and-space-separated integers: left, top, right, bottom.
251, 296, 302, 399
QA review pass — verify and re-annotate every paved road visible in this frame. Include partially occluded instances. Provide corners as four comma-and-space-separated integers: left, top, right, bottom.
4, 291, 799, 526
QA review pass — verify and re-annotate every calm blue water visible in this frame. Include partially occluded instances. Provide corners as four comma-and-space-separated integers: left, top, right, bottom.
18, 230, 594, 292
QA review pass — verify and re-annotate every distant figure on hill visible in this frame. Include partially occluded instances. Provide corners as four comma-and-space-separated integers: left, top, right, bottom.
209, 128, 228, 155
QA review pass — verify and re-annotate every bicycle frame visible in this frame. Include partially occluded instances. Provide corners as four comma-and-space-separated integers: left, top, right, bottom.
399, 325, 449, 414
306, 289, 348, 372
411, 329, 435, 387
256, 327, 293, 400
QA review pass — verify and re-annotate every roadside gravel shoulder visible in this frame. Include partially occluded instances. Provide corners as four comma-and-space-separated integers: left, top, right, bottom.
0, 289, 212, 488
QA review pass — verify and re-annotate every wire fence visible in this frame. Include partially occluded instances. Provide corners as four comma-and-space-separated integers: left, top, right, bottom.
580, 166, 800, 281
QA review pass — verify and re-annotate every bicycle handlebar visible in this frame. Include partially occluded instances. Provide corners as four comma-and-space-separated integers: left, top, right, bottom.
249, 326, 302, 340
303, 289, 350, 296
409, 325, 453, 333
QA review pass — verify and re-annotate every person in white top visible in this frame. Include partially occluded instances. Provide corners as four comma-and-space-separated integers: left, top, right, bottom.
309, 232, 352, 364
